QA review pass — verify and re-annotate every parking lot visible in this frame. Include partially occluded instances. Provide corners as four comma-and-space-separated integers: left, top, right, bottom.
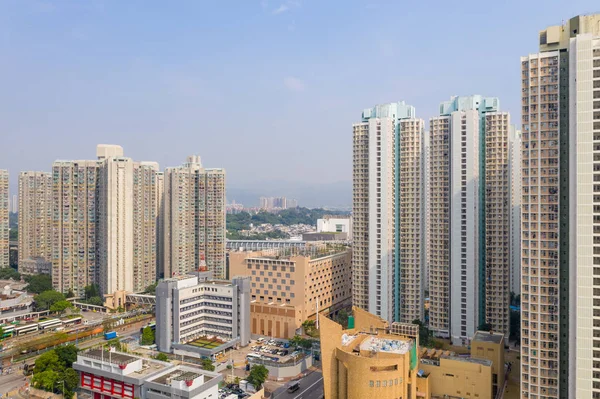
248, 338, 305, 364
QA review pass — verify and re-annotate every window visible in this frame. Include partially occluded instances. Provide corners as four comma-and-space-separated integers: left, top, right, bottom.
369, 381, 374, 387
376, 381, 380, 387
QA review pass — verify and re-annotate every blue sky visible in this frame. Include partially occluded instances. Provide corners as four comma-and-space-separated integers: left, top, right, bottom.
1, 0, 598, 192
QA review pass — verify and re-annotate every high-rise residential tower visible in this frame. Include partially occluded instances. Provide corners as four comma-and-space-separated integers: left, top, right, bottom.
163, 156, 226, 279
352, 102, 426, 323
520, 14, 600, 399
18, 171, 52, 265
132, 162, 160, 292
0, 170, 8, 269
52, 159, 100, 295
97, 145, 134, 295
428, 96, 515, 345
509, 128, 522, 296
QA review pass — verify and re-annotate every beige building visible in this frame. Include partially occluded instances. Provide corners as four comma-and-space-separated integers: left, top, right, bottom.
484, 112, 512, 337
321, 307, 498, 399
20, 257, 52, 276
132, 162, 160, 292
229, 245, 352, 338
520, 14, 600, 399
18, 172, 52, 266
471, 330, 505, 397
52, 159, 100, 296
164, 156, 226, 279
0, 170, 8, 269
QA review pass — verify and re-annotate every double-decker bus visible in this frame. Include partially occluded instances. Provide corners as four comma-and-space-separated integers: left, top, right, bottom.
38, 318, 62, 331
15, 323, 39, 336
62, 316, 82, 327
0, 324, 14, 338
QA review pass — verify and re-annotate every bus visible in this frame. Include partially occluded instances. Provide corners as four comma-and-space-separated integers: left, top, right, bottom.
15, 323, 39, 336
287, 382, 300, 393
38, 318, 62, 330
62, 316, 82, 327
139, 322, 156, 334
23, 361, 35, 376
246, 353, 262, 361
0, 324, 14, 338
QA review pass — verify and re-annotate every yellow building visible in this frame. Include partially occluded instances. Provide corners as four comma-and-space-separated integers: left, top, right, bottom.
321, 308, 501, 399
229, 245, 351, 338
471, 330, 505, 397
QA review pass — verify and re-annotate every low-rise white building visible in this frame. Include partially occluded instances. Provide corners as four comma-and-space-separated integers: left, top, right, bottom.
155, 271, 251, 355
317, 216, 352, 239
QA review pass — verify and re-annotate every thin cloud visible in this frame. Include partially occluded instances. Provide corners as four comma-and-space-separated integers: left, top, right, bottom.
272, 4, 289, 14
260, 0, 268, 9
284, 77, 305, 92
270, 0, 300, 15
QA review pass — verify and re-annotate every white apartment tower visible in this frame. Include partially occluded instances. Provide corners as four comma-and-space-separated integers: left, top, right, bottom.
97, 145, 134, 295
18, 171, 52, 265
429, 96, 514, 345
164, 156, 226, 279
0, 170, 8, 269
352, 102, 426, 323
521, 14, 600, 399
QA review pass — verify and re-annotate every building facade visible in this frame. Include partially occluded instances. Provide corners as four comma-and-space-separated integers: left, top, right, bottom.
510, 128, 522, 296
74, 349, 222, 399
229, 245, 352, 338
98, 147, 134, 295
520, 15, 600, 399
0, 170, 8, 269
429, 96, 516, 344
155, 272, 250, 353
51, 160, 99, 296
320, 307, 498, 399
317, 216, 352, 239
164, 156, 226, 279
132, 162, 160, 292
352, 102, 426, 323
18, 172, 52, 267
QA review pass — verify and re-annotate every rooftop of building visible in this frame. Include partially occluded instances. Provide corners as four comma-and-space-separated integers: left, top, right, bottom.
83, 349, 139, 365
340, 332, 413, 358
419, 347, 493, 367
472, 330, 504, 344
150, 367, 215, 386
244, 244, 350, 262
79, 349, 169, 377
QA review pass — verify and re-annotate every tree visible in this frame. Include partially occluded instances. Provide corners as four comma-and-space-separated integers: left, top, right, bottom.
34, 350, 63, 374
289, 335, 312, 349
154, 353, 169, 362
87, 296, 104, 306
509, 310, 520, 343
32, 369, 60, 391
412, 319, 433, 347
201, 357, 215, 371
334, 309, 350, 329
25, 274, 53, 294
50, 300, 74, 313
0, 267, 20, 280
66, 289, 75, 299
55, 345, 79, 368
84, 284, 100, 300
478, 323, 493, 332
247, 364, 269, 389
34, 290, 66, 310
62, 368, 79, 399
141, 326, 155, 345
144, 282, 158, 294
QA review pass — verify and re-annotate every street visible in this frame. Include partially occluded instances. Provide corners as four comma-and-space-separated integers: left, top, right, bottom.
0, 371, 25, 396
270, 371, 323, 399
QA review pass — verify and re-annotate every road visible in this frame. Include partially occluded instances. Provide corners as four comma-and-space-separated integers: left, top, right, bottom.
0, 371, 25, 396
271, 371, 323, 399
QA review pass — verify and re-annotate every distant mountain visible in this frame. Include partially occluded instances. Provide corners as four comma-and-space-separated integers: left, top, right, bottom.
226, 180, 351, 209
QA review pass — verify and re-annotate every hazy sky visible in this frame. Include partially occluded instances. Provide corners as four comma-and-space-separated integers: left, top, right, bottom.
1, 0, 598, 191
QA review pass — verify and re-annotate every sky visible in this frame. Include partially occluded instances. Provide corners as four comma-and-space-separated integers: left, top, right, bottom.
1, 0, 599, 194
